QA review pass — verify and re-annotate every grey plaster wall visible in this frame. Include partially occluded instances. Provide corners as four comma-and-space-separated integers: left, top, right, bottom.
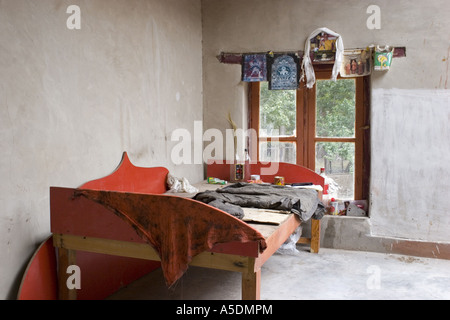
0, 0, 203, 299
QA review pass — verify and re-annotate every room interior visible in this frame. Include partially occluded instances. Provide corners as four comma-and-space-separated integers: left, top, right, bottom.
1, 0, 449, 300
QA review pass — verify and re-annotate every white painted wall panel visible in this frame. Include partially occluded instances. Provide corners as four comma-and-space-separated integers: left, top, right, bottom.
371, 89, 450, 241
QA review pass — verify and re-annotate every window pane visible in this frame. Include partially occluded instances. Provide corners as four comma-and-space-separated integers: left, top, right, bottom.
260, 141, 296, 164
316, 142, 354, 199
260, 82, 296, 137
316, 79, 355, 138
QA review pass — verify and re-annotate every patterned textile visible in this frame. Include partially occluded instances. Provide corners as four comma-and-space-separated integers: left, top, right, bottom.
340, 48, 372, 77
301, 27, 344, 89
269, 54, 299, 90
242, 54, 267, 82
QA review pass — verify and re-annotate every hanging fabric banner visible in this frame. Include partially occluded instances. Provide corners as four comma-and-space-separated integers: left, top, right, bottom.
242, 54, 267, 82
310, 32, 338, 62
268, 54, 300, 90
374, 45, 394, 71
340, 48, 372, 77
301, 27, 344, 89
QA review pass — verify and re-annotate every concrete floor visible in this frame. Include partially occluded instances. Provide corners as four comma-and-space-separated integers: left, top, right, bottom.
108, 246, 450, 300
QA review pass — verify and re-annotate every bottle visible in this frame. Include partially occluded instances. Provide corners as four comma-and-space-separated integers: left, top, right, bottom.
244, 148, 250, 162
230, 149, 251, 182
319, 168, 331, 208
230, 162, 244, 182
330, 198, 339, 215
319, 168, 329, 195
244, 149, 251, 181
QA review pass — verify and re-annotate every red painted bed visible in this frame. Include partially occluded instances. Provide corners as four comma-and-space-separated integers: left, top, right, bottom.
37, 152, 323, 300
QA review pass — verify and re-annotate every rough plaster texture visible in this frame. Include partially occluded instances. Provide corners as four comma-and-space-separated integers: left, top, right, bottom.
202, 0, 450, 244
0, 0, 203, 299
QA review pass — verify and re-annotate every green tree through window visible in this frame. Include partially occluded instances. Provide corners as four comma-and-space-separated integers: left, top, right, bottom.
260, 82, 296, 137
316, 79, 355, 138
316, 79, 356, 177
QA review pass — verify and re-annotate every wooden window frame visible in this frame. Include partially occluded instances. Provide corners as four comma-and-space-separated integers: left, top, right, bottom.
249, 65, 370, 201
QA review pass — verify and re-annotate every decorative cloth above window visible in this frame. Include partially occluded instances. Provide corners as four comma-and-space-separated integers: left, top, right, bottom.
242, 54, 268, 82
268, 53, 300, 90
373, 45, 394, 71
340, 48, 373, 77
301, 27, 344, 88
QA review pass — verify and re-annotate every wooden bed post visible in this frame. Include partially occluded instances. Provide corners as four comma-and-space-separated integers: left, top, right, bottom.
310, 219, 321, 253
242, 269, 261, 300
56, 246, 77, 300
241, 256, 260, 300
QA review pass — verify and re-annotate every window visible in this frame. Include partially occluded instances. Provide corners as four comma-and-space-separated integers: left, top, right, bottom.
259, 82, 297, 164
250, 67, 370, 201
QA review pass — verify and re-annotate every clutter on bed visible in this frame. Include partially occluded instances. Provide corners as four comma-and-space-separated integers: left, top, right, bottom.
194, 182, 325, 222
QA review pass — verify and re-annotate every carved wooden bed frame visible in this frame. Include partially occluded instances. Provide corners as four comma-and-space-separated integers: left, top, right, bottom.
48, 152, 323, 300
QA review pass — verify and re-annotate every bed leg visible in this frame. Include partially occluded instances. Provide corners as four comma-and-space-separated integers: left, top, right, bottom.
242, 269, 261, 300
57, 247, 77, 300
310, 219, 321, 254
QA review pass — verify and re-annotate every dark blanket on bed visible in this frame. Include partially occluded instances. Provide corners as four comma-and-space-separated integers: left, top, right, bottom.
194, 182, 325, 222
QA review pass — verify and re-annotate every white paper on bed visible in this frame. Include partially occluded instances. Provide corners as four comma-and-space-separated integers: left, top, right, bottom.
242, 208, 290, 225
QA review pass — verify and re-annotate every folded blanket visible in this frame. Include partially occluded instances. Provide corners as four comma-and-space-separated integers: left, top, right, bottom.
194, 182, 325, 222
